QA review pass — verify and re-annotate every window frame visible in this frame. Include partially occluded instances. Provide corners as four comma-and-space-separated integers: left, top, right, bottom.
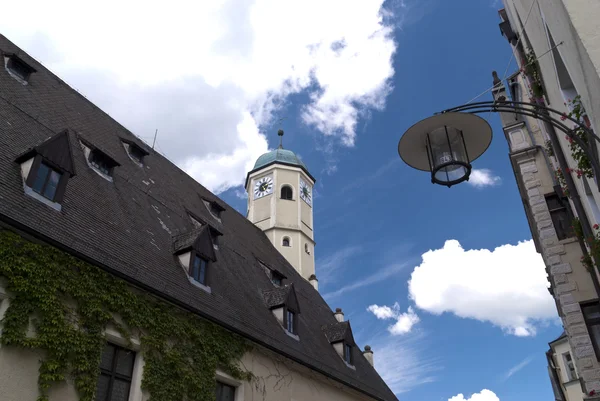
30, 162, 63, 201
280, 185, 293, 200
282, 237, 290, 247
89, 150, 115, 177
215, 380, 236, 401
283, 307, 297, 335
562, 351, 577, 381
25, 155, 69, 204
189, 253, 209, 286
5, 54, 35, 84
545, 193, 575, 240
271, 271, 283, 287
96, 342, 136, 401
582, 301, 600, 361
343, 342, 353, 365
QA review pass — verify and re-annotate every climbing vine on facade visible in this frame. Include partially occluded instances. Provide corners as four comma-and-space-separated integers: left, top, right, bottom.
561, 96, 594, 179
523, 48, 545, 100
0, 230, 251, 401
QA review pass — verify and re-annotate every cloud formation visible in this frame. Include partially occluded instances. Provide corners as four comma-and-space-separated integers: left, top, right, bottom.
2, 0, 397, 192
367, 302, 420, 335
449, 389, 499, 401
468, 169, 502, 188
408, 240, 557, 336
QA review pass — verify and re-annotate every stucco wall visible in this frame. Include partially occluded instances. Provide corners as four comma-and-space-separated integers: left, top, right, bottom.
0, 283, 375, 401
237, 347, 372, 401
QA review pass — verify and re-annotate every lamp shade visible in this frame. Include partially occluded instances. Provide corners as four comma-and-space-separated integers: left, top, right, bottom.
398, 113, 493, 186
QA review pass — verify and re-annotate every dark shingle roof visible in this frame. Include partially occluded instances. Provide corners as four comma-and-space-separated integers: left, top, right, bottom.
323, 321, 353, 344
263, 285, 291, 309
0, 34, 397, 401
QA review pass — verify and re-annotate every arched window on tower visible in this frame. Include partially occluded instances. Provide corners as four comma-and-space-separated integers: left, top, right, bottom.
282, 237, 291, 247
281, 185, 293, 200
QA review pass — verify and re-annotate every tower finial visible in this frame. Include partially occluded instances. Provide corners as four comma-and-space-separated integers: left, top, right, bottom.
278, 129, 284, 149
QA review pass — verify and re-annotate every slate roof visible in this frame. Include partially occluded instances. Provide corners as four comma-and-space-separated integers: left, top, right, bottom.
0, 34, 397, 401
323, 321, 353, 344
262, 285, 292, 309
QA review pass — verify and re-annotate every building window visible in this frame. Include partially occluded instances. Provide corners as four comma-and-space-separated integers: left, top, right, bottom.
282, 237, 290, 247
190, 254, 208, 285
95, 343, 135, 401
563, 352, 577, 381
215, 381, 236, 401
281, 185, 293, 200
89, 150, 114, 177
285, 309, 296, 334
5, 55, 35, 84
128, 145, 145, 165
31, 162, 62, 201
545, 194, 574, 240
582, 302, 600, 359
344, 343, 353, 365
271, 271, 283, 287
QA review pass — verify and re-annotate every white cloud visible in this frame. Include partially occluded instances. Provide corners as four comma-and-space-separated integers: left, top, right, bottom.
367, 302, 420, 335
449, 389, 499, 401
503, 356, 534, 380
389, 307, 420, 335
408, 240, 557, 336
1, 0, 397, 192
468, 169, 502, 188
368, 303, 398, 320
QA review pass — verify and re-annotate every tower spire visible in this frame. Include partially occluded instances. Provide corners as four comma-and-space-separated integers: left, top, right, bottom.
278, 129, 284, 149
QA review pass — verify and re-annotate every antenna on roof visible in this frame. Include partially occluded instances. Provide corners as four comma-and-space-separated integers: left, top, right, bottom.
152, 129, 158, 149
277, 117, 286, 149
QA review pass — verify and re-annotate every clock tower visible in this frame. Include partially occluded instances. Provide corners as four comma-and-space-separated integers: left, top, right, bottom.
245, 130, 317, 287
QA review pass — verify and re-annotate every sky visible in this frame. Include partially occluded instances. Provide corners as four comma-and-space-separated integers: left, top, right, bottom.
0, 1, 564, 401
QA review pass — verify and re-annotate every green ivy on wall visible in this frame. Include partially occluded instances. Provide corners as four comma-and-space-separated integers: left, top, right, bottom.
0, 230, 251, 401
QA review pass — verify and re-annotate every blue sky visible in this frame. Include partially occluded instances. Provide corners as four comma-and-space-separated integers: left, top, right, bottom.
218, 2, 561, 401
2, 1, 562, 400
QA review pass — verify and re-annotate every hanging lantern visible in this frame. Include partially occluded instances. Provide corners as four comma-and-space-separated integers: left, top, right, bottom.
398, 113, 493, 187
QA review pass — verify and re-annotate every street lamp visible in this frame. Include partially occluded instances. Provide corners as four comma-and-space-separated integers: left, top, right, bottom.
397, 93, 600, 272
398, 113, 493, 187
398, 100, 600, 189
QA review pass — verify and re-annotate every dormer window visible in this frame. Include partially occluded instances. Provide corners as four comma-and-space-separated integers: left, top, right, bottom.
286, 309, 296, 334
202, 198, 225, 222
262, 284, 300, 339
80, 140, 120, 181
16, 130, 76, 210
322, 321, 356, 368
271, 271, 284, 286
89, 150, 113, 176
344, 343, 353, 364
172, 226, 216, 293
31, 162, 62, 201
4, 54, 36, 84
122, 139, 149, 166
190, 254, 208, 285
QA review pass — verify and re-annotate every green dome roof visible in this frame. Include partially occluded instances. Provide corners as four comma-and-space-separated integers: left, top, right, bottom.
253, 148, 308, 171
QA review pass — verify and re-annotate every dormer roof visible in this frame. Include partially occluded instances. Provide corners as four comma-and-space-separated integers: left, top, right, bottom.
262, 284, 300, 312
322, 321, 355, 345
172, 226, 216, 261
15, 130, 76, 176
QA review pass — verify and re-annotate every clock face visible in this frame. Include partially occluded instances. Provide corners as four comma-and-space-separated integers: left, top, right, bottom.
254, 175, 273, 199
299, 179, 312, 206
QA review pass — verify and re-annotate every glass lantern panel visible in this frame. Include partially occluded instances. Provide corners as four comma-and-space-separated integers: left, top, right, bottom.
427, 126, 469, 183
